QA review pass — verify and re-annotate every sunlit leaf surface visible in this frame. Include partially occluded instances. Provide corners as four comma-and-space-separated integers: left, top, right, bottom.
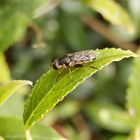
0, 80, 32, 105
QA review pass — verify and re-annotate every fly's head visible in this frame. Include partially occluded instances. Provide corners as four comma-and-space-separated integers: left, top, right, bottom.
52, 59, 61, 70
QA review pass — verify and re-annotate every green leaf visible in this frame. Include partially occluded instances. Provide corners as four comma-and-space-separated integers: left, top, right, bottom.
126, 50, 140, 123
0, 93, 25, 118
84, 0, 135, 35
0, 80, 32, 105
0, 0, 49, 51
84, 101, 133, 132
110, 135, 128, 140
23, 48, 136, 129
0, 117, 63, 140
0, 53, 11, 83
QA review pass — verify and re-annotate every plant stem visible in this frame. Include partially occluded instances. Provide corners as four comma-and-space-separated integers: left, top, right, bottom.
130, 125, 140, 140
25, 129, 33, 140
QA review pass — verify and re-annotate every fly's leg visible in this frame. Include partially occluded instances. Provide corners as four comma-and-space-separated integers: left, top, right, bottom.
58, 69, 62, 74
58, 64, 66, 74
68, 68, 72, 81
58, 65, 72, 81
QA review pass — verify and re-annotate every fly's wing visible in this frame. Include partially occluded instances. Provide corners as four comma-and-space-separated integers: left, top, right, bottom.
67, 50, 97, 66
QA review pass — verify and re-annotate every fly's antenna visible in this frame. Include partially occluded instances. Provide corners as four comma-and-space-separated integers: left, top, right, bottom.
68, 68, 72, 81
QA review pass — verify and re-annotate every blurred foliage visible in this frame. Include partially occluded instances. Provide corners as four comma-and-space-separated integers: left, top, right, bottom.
84, 0, 135, 35
0, 53, 11, 82
0, 80, 32, 105
0, 0, 49, 51
126, 48, 140, 140
0, 117, 63, 140
127, 49, 140, 123
0, 0, 140, 140
84, 101, 133, 133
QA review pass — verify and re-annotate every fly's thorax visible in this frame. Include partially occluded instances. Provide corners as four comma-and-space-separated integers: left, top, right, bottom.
58, 56, 71, 65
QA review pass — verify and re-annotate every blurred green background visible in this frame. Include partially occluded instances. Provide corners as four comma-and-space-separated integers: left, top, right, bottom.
0, 0, 140, 140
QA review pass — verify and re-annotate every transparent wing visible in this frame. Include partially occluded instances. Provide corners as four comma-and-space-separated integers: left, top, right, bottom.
67, 50, 96, 66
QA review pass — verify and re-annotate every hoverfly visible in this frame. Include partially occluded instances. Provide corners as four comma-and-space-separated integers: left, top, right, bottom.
52, 50, 98, 79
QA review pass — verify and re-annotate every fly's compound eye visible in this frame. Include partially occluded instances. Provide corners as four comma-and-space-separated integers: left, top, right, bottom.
53, 60, 60, 70
53, 64, 59, 70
